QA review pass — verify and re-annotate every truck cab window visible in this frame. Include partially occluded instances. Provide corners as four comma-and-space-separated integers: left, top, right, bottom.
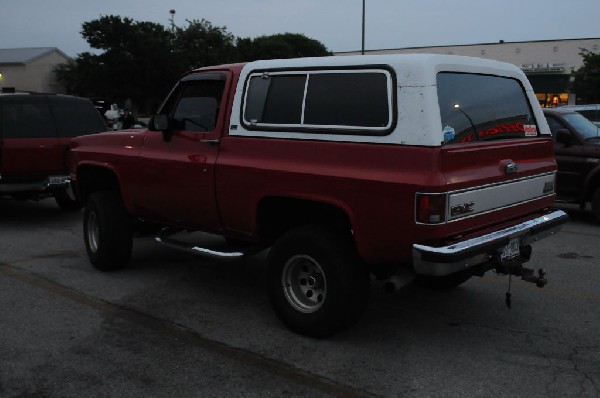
170, 80, 225, 132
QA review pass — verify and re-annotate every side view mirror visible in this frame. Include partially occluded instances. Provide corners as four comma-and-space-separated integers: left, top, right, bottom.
555, 129, 576, 146
149, 114, 173, 142
149, 114, 169, 131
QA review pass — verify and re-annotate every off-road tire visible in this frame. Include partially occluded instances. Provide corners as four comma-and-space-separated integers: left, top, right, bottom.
83, 191, 133, 271
267, 225, 370, 337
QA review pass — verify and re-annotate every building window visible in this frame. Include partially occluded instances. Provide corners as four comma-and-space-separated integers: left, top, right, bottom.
527, 74, 570, 108
535, 93, 569, 108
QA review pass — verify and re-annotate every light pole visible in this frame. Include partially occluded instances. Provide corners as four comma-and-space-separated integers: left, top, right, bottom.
169, 9, 176, 33
361, 0, 366, 55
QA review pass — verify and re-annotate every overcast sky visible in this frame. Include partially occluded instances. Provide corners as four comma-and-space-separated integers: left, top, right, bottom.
1, 0, 599, 57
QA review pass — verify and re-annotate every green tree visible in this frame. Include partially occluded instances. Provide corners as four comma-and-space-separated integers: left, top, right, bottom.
56, 15, 176, 114
54, 52, 100, 96
174, 19, 238, 70
88, 16, 176, 113
571, 49, 600, 103
55, 17, 331, 114
237, 33, 331, 61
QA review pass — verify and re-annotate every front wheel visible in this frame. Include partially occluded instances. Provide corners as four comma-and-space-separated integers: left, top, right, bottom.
267, 225, 370, 337
83, 191, 133, 271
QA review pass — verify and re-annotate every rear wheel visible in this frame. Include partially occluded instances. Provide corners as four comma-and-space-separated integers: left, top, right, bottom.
592, 188, 600, 223
267, 225, 370, 337
83, 191, 133, 271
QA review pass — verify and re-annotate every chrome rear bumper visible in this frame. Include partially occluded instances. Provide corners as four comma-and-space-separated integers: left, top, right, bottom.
412, 210, 568, 276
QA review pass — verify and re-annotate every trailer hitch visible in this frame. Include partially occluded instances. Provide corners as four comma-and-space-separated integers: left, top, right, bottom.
495, 265, 548, 309
520, 268, 547, 288
495, 263, 547, 288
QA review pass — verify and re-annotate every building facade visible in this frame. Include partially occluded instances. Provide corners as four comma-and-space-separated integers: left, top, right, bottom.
0, 48, 70, 94
337, 38, 600, 107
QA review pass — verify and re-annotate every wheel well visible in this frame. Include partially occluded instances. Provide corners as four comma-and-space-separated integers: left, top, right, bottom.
257, 197, 352, 242
76, 166, 120, 201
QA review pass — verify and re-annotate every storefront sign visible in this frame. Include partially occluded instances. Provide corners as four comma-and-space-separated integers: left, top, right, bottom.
520, 63, 565, 73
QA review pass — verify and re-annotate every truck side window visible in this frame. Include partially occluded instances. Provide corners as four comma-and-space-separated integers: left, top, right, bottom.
49, 97, 108, 137
243, 69, 393, 134
170, 79, 225, 132
304, 73, 389, 128
246, 75, 306, 125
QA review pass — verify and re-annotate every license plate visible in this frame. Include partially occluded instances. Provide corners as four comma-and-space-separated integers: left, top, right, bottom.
48, 176, 69, 185
500, 237, 520, 262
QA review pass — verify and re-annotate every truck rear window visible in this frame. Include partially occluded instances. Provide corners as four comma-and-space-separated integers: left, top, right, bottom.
49, 97, 108, 137
1, 97, 56, 138
437, 72, 538, 144
243, 69, 393, 134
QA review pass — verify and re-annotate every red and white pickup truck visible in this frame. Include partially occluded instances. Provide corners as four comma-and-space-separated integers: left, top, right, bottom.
69, 54, 568, 336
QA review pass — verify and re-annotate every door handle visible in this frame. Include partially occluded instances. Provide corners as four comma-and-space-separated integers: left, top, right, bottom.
200, 139, 220, 146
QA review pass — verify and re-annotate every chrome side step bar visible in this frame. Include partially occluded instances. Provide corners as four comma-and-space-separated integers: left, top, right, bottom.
154, 228, 263, 261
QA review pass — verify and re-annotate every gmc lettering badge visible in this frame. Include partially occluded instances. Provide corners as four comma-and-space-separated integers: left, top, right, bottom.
451, 202, 475, 216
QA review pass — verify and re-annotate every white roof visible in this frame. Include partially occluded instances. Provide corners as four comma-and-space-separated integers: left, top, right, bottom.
0, 47, 70, 64
242, 53, 530, 88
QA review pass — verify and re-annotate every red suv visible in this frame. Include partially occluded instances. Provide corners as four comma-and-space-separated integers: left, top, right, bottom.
0, 93, 108, 209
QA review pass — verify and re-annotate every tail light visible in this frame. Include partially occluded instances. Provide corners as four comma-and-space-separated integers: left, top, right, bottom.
416, 193, 447, 224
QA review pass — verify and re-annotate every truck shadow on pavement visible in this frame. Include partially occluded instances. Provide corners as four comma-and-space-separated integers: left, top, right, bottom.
556, 203, 599, 226
4, 198, 574, 344
0, 198, 82, 225
121, 238, 517, 343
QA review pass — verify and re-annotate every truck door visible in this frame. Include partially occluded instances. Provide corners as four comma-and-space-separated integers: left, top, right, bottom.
134, 71, 231, 231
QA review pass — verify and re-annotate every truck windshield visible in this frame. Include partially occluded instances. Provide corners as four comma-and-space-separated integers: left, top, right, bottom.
562, 112, 600, 140
437, 72, 537, 145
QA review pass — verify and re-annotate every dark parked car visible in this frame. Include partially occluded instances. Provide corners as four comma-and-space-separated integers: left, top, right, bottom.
559, 104, 600, 127
544, 108, 600, 220
0, 93, 108, 209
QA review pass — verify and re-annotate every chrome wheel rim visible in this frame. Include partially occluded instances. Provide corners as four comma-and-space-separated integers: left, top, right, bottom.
282, 255, 327, 313
87, 211, 99, 253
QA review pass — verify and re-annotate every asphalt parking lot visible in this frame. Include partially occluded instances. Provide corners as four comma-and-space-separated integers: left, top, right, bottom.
1, 199, 599, 397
